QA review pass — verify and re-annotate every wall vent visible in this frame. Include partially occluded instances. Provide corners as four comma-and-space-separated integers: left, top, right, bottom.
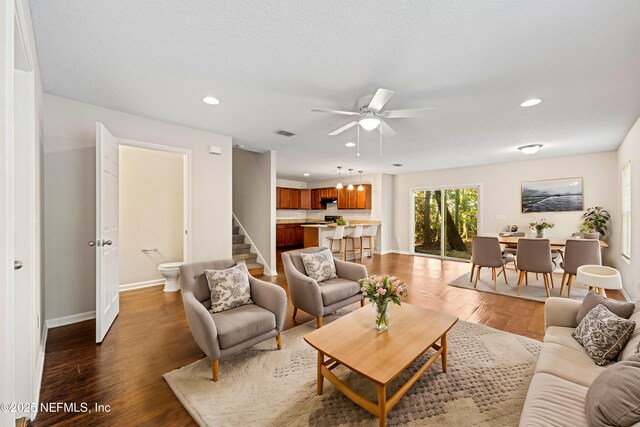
392, 163, 403, 167
274, 129, 295, 137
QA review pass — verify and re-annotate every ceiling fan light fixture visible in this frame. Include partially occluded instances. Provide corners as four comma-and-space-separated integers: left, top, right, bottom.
518, 144, 543, 155
520, 98, 542, 107
359, 117, 381, 131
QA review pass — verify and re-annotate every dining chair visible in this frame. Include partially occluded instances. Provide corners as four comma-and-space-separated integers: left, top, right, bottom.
516, 238, 554, 297
361, 224, 379, 258
470, 236, 515, 293
345, 225, 364, 262
560, 239, 602, 298
326, 225, 346, 260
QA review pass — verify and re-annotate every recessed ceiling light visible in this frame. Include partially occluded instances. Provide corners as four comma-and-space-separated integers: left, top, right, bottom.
202, 96, 220, 105
518, 144, 543, 154
303, 173, 310, 177
345, 142, 356, 147
520, 98, 541, 107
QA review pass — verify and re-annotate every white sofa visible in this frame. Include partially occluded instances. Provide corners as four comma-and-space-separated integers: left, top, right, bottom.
520, 297, 640, 426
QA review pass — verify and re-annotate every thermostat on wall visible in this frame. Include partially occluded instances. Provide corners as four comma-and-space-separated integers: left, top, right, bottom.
208, 145, 222, 155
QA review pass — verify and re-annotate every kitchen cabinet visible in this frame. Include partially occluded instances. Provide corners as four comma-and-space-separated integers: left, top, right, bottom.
337, 187, 347, 209
290, 189, 299, 209
276, 223, 305, 247
280, 188, 291, 209
277, 185, 371, 210
357, 184, 372, 209
299, 189, 311, 209
311, 189, 322, 210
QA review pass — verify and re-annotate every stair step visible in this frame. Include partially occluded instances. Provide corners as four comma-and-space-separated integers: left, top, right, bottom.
232, 226, 240, 234
246, 263, 264, 276
233, 253, 257, 263
232, 235, 245, 244
232, 243, 251, 254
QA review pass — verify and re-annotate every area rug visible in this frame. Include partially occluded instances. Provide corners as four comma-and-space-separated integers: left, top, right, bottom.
164, 310, 541, 426
448, 268, 589, 302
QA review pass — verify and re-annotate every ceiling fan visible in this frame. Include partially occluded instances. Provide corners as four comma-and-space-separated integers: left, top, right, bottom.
311, 88, 437, 137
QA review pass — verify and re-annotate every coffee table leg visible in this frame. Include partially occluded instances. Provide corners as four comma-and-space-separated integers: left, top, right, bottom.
441, 333, 447, 373
317, 352, 324, 395
377, 384, 387, 427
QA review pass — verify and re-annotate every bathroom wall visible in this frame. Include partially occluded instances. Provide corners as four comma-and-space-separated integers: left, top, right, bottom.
119, 146, 184, 287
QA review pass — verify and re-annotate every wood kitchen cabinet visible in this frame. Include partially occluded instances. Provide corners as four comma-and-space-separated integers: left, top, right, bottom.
357, 184, 372, 209
337, 187, 347, 209
336, 184, 372, 210
276, 223, 305, 247
299, 189, 311, 209
290, 189, 299, 209
311, 189, 322, 210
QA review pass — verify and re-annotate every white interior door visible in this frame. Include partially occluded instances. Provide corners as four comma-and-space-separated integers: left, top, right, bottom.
95, 123, 119, 343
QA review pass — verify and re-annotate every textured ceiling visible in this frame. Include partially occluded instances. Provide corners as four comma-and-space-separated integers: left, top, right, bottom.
30, 0, 640, 180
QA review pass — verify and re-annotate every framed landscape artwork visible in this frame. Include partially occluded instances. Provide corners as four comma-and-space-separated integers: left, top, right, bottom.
521, 177, 583, 213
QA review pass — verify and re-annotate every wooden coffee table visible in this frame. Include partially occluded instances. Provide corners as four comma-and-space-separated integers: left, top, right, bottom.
304, 303, 458, 427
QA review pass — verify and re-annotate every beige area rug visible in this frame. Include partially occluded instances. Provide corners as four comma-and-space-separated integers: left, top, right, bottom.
164, 309, 541, 426
448, 267, 589, 302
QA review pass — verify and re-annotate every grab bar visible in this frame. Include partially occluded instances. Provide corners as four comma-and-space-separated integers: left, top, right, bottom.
141, 248, 157, 252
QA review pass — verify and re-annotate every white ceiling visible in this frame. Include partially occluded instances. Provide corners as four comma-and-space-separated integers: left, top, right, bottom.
30, 0, 640, 181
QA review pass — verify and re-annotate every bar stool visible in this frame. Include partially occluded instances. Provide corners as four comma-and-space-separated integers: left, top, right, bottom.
345, 225, 364, 262
326, 225, 346, 260
361, 224, 379, 258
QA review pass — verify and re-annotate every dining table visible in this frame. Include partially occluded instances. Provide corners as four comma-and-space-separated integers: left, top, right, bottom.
498, 236, 608, 248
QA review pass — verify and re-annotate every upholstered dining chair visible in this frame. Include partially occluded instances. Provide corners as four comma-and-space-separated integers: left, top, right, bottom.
470, 236, 515, 293
560, 239, 602, 298
516, 239, 555, 297
282, 247, 367, 328
180, 260, 287, 381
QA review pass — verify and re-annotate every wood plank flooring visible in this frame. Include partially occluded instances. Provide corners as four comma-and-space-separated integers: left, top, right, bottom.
31, 252, 624, 426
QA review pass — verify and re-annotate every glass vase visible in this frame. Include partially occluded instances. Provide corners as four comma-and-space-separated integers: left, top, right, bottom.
536, 229, 544, 238
374, 301, 389, 332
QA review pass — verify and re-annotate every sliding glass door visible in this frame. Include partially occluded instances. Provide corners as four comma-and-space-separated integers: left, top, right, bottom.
413, 186, 479, 260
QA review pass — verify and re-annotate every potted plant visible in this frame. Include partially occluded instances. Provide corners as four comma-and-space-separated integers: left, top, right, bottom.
580, 207, 610, 240
358, 275, 407, 331
336, 217, 346, 226
529, 218, 555, 238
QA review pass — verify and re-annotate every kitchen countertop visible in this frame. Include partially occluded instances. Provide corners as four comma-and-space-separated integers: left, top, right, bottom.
276, 218, 327, 225
301, 220, 381, 228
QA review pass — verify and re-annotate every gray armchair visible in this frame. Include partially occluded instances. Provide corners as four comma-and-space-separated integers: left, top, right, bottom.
282, 247, 367, 328
180, 259, 287, 381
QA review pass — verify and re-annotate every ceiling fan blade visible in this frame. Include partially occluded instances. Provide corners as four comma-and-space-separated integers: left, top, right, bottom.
329, 120, 358, 136
380, 121, 396, 137
311, 108, 359, 116
367, 88, 395, 112
383, 107, 437, 118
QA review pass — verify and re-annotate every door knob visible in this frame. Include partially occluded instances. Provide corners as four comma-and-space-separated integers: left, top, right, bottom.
14, 260, 23, 270
88, 241, 96, 247
102, 240, 113, 246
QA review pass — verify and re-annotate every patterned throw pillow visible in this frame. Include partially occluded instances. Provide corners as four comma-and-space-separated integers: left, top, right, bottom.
300, 249, 337, 283
572, 304, 636, 366
205, 264, 253, 313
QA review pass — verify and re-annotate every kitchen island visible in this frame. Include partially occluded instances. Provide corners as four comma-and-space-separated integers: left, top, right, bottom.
301, 220, 381, 259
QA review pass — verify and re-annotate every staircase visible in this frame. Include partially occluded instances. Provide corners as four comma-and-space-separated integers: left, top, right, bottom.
232, 220, 265, 276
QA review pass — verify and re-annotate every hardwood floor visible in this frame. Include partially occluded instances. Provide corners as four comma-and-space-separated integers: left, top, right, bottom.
32, 252, 624, 426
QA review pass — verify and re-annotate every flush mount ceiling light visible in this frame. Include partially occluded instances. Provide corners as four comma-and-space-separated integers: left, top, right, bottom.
335, 166, 344, 189
518, 144, 543, 154
347, 169, 354, 190
303, 173, 310, 177
520, 98, 541, 107
202, 96, 220, 105
359, 116, 381, 131
357, 171, 364, 191
345, 142, 356, 147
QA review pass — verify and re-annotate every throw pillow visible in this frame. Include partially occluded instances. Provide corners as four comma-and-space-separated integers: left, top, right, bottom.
300, 249, 337, 282
572, 304, 636, 366
618, 304, 639, 361
205, 264, 253, 313
576, 292, 635, 324
585, 353, 640, 427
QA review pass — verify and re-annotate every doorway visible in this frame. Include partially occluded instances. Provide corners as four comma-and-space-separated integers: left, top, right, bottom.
412, 186, 480, 260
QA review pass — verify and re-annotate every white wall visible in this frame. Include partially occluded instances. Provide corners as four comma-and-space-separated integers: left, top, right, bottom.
612, 115, 640, 301
233, 148, 276, 274
43, 94, 233, 321
392, 152, 618, 264
119, 146, 184, 286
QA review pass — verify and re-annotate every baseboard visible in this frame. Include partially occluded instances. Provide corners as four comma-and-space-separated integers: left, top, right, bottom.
45, 311, 96, 329
119, 279, 164, 292
620, 287, 632, 302
30, 327, 48, 420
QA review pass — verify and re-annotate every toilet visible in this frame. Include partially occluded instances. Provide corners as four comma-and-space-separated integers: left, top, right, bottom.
158, 262, 183, 292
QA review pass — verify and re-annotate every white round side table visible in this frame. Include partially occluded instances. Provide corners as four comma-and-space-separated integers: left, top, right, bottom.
576, 265, 622, 298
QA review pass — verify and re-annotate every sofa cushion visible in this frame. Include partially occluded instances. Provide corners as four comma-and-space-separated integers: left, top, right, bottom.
544, 326, 588, 354
573, 304, 636, 366
585, 353, 640, 427
205, 264, 253, 313
211, 304, 276, 349
519, 373, 588, 427
576, 292, 635, 324
319, 278, 360, 306
619, 302, 640, 362
535, 342, 607, 387
301, 249, 337, 283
